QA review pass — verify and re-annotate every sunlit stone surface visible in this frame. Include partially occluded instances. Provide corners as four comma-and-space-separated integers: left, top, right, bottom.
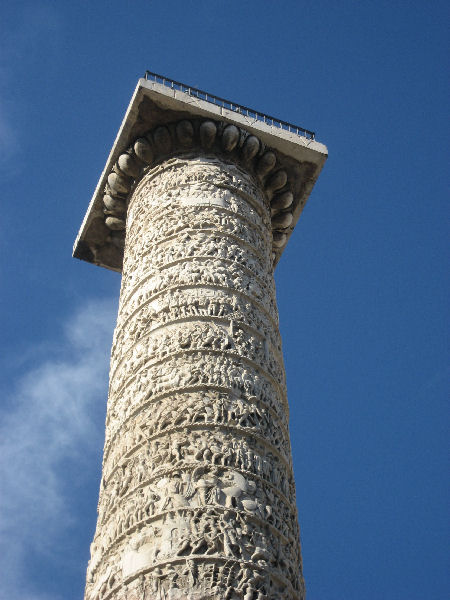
74, 78, 327, 600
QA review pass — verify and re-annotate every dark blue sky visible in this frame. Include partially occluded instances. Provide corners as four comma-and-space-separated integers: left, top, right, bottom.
0, 2, 448, 599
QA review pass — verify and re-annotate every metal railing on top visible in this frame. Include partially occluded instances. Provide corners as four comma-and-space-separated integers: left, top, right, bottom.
144, 70, 315, 140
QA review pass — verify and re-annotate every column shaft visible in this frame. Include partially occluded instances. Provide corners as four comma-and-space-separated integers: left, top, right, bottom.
86, 155, 304, 600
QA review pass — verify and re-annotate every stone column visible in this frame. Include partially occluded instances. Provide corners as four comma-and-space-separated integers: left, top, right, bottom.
74, 79, 327, 600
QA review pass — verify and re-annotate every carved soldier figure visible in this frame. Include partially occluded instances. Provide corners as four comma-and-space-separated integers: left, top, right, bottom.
194, 470, 219, 505
182, 559, 197, 588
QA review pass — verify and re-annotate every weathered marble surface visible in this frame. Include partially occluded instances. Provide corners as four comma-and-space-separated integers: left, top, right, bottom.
85, 155, 305, 600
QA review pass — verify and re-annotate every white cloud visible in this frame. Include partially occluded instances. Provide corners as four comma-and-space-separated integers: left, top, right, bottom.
0, 298, 116, 600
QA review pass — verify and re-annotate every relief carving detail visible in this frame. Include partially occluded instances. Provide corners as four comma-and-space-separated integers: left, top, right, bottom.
85, 155, 304, 600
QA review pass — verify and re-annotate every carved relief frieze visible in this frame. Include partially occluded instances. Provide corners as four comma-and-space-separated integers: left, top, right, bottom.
120, 249, 275, 308
123, 206, 272, 267
128, 156, 271, 228
101, 403, 294, 493
112, 287, 282, 359
105, 353, 289, 440
123, 229, 272, 286
86, 153, 304, 599
109, 320, 285, 398
118, 258, 277, 321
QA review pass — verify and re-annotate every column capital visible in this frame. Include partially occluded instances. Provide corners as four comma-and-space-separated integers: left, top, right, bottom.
73, 77, 327, 272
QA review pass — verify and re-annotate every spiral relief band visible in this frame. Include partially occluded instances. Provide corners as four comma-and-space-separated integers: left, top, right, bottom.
85, 155, 305, 600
